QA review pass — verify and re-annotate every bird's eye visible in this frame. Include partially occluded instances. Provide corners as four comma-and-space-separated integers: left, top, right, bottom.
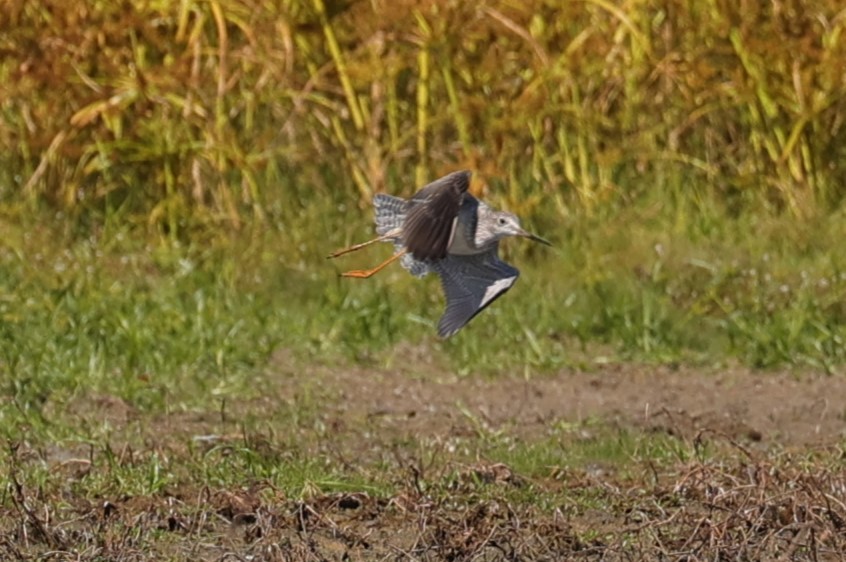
498, 217, 507, 225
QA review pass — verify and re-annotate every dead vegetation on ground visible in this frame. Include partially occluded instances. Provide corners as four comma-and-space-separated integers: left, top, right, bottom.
2, 364, 846, 561
2, 452, 845, 560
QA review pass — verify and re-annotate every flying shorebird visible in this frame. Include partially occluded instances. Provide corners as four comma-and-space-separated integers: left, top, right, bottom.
328, 170, 550, 337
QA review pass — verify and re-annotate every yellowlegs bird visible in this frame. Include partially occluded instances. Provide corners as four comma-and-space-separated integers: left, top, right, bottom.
328, 170, 550, 337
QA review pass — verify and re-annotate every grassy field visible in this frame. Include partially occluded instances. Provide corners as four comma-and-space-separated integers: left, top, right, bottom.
3, 0, 846, 559
2, 204, 846, 559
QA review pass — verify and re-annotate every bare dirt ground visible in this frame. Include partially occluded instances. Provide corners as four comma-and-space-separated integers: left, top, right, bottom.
307, 358, 845, 449
3, 358, 846, 560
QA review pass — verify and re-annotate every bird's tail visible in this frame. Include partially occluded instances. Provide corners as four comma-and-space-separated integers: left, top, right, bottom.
373, 194, 431, 278
373, 194, 408, 236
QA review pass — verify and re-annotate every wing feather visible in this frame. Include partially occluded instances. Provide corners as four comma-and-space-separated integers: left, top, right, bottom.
432, 246, 520, 337
402, 171, 470, 260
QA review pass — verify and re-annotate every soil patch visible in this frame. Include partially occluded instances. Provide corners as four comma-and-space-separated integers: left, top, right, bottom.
293, 360, 845, 449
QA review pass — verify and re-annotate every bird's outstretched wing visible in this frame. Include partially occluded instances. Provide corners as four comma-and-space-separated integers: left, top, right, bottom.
431, 246, 520, 337
402, 170, 470, 260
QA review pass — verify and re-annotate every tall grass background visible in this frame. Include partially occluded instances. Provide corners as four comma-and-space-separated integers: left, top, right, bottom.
2, 0, 846, 415
5, 0, 845, 223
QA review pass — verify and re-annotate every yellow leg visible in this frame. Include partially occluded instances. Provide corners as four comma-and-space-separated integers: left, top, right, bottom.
340, 249, 407, 278
327, 229, 400, 259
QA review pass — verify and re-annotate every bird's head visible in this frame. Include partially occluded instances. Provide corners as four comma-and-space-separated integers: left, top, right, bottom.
489, 211, 551, 246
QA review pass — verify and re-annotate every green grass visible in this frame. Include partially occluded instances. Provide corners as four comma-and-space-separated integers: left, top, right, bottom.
11, 420, 682, 511
3, 191, 846, 435
2, 186, 845, 504
1, 167, 846, 540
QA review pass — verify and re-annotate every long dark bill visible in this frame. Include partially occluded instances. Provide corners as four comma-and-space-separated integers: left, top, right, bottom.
522, 231, 552, 246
